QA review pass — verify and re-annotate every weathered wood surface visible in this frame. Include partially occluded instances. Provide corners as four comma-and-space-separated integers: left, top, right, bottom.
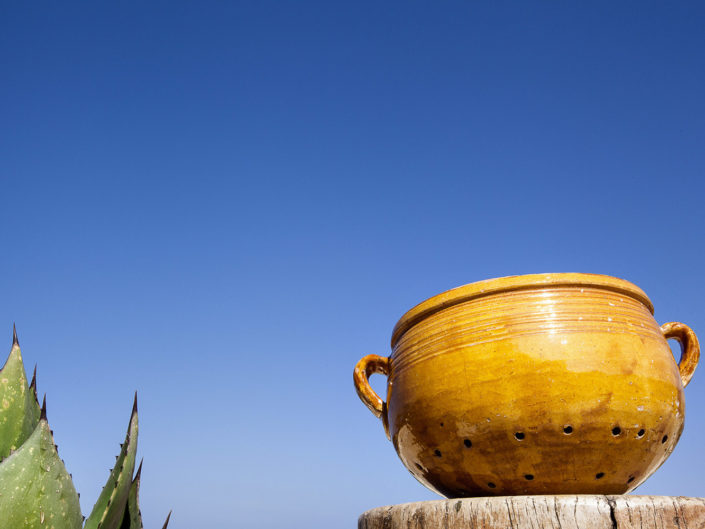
358, 496, 705, 529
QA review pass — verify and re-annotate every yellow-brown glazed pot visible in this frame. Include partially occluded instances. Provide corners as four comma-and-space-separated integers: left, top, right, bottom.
354, 273, 700, 497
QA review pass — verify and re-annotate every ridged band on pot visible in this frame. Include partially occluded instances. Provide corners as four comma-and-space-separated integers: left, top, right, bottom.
354, 273, 699, 497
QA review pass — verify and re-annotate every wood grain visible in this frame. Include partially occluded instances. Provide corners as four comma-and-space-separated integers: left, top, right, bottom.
358, 496, 705, 529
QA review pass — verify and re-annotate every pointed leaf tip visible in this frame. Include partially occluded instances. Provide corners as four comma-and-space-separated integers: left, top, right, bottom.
40, 394, 47, 420
85, 399, 139, 529
161, 511, 172, 529
30, 364, 37, 390
132, 391, 138, 417
12, 323, 18, 347
134, 458, 143, 482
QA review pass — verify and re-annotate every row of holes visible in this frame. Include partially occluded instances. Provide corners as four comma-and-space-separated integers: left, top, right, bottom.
414, 460, 638, 486
440, 421, 667, 441
431, 432, 668, 456
483, 472, 637, 489
418, 459, 631, 480
420, 474, 639, 490
514, 429, 666, 442
422, 460, 632, 484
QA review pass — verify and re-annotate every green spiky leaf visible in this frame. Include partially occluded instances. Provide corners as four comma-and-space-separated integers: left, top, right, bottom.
0, 414, 83, 529
0, 329, 169, 528
118, 460, 144, 529
84, 397, 139, 529
0, 342, 41, 461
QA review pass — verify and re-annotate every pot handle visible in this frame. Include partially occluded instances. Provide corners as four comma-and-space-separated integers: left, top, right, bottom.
661, 322, 700, 387
354, 354, 390, 419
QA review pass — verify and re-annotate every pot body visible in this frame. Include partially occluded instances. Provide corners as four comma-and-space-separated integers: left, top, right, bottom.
355, 273, 699, 497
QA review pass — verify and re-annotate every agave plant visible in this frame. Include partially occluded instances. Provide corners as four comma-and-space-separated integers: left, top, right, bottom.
0, 326, 171, 529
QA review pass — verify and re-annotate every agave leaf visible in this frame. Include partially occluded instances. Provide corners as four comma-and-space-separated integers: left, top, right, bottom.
116, 460, 172, 529
117, 460, 143, 529
0, 412, 83, 529
84, 395, 139, 529
0, 340, 41, 461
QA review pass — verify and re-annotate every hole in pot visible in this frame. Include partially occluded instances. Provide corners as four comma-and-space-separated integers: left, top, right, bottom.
487, 482, 496, 488
612, 426, 621, 436
434, 449, 442, 457
514, 432, 525, 440
415, 463, 423, 471
662, 435, 668, 444
595, 472, 605, 479
563, 425, 573, 434
524, 474, 534, 480
464, 439, 472, 448
440, 422, 444, 427
637, 429, 645, 438
627, 476, 635, 483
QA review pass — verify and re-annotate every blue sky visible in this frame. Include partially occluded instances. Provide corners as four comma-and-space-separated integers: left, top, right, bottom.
1, 2, 704, 528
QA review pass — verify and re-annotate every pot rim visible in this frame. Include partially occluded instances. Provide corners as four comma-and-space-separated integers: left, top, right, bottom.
391, 272, 654, 347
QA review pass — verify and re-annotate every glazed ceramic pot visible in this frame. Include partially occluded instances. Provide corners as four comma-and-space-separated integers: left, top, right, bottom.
354, 273, 700, 497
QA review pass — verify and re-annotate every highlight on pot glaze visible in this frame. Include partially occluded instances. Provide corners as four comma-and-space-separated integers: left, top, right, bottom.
354, 273, 700, 497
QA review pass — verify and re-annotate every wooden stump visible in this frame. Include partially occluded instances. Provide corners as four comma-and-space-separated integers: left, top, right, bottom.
358, 496, 705, 528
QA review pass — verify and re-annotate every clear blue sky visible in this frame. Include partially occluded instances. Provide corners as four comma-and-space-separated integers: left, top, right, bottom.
1, 2, 704, 528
